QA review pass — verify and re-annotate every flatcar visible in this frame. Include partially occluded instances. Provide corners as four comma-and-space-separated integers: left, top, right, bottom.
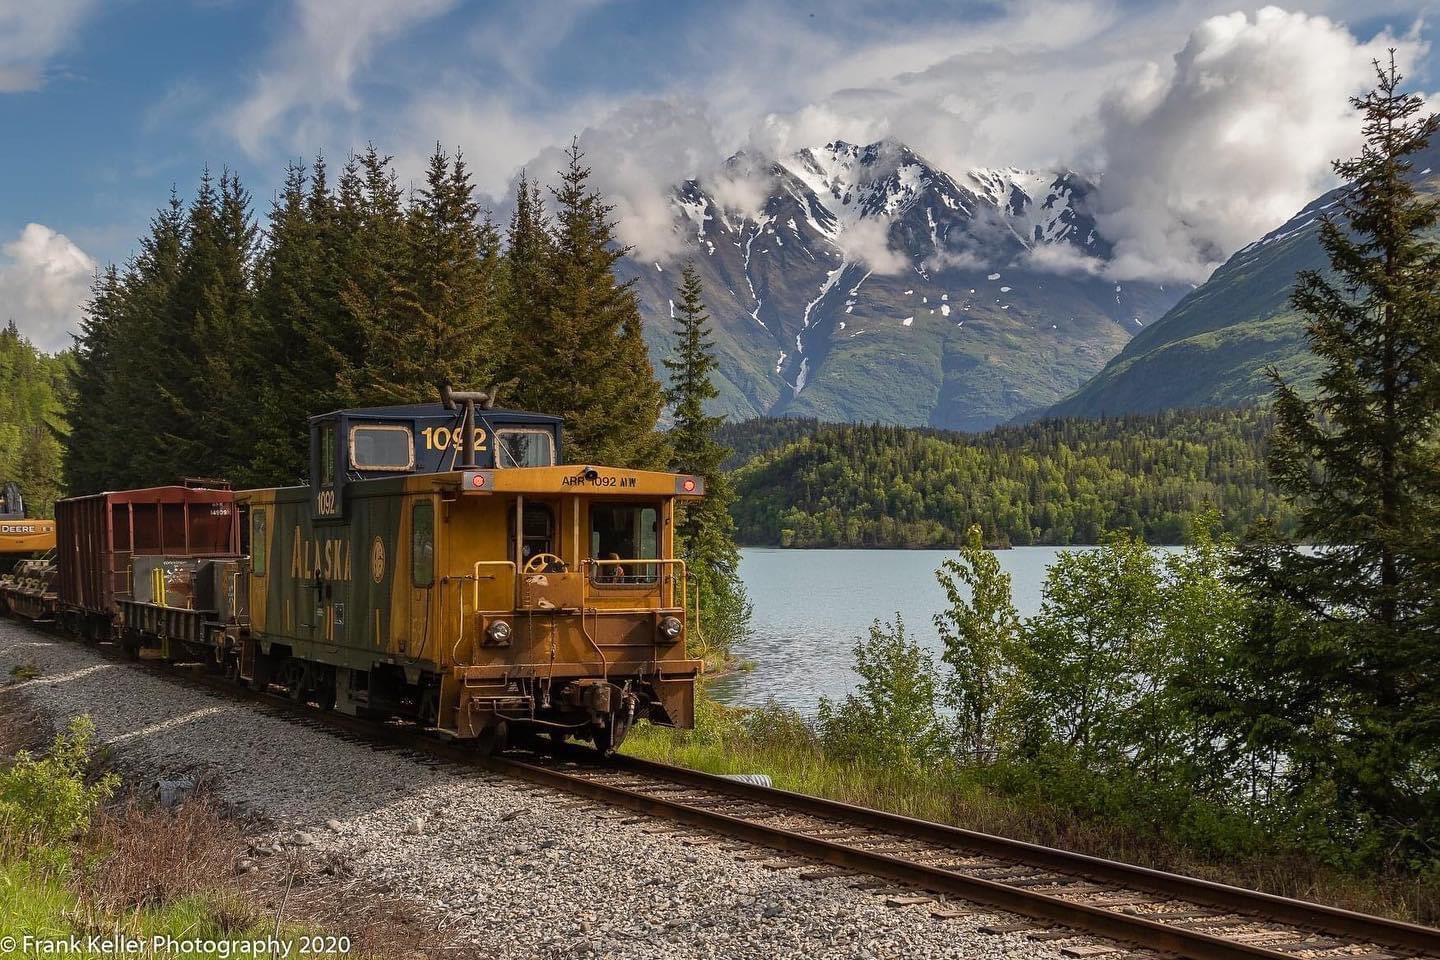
29, 388, 705, 753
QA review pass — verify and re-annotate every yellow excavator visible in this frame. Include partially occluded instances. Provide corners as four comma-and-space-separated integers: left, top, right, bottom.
0, 482, 57, 619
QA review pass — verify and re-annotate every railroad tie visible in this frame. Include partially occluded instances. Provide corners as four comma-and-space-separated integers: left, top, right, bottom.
1027, 930, 1078, 942
884, 896, 934, 908
928, 905, 973, 920
1268, 939, 1348, 954
760, 859, 810, 871
1060, 946, 1122, 958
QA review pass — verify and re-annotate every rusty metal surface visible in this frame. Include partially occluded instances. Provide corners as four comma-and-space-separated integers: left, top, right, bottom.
55, 486, 238, 617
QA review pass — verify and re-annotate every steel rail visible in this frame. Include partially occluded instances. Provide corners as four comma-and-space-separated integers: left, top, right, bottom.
610, 755, 1440, 957
492, 754, 1315, 960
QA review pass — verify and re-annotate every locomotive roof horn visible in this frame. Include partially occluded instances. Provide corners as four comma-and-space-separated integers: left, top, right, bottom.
441, 384, 498, 470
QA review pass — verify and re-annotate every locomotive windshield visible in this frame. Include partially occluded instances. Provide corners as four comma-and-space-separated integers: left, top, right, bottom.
590, 502, 659, 584
495, 428, 556, 468
351, 424, 415, 471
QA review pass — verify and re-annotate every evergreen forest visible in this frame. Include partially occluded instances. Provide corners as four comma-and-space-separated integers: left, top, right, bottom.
725, 407, 1294, 547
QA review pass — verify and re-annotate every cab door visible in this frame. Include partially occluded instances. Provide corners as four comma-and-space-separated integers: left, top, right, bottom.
407, 498, 436, 660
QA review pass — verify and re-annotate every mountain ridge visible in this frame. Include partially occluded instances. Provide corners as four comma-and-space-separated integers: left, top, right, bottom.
1042, 140, 1440, 419
618, 138, 1184, 429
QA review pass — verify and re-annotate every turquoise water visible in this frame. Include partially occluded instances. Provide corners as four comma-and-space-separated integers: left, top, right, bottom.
709, 546, 1097, 710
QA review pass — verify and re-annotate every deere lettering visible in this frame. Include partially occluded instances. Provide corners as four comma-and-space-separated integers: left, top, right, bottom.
0, 524, 44, 534
290, 527, 353, 582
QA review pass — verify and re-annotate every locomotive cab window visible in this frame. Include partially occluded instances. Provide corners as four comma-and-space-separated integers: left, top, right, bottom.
351, 424, 415, 472
590, 502, 659, 585
495, 429, 555, 468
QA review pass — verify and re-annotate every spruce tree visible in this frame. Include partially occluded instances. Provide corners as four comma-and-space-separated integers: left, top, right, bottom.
334, 146, 407, 408
664, 262, 750, 659
248, 160, 324, 486
361, 144, 500, 406
104, 191, 187, 488
497, 170, 555, 400
1234, 57, 1440, 859
521, 140, 666, 467
65, 266, 124, 494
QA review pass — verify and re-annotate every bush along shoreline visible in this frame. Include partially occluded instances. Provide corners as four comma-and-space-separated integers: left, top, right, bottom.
624, 518, 1437, 924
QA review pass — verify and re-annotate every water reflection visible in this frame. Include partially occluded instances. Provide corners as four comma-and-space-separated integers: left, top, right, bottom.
710, 546, 1103, 712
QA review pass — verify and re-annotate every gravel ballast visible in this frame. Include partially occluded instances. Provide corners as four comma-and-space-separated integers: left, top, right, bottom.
0, 622, 1078, 960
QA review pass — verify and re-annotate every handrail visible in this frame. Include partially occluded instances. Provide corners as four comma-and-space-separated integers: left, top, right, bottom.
582, 557, 686, 612
472, 560, 517, 610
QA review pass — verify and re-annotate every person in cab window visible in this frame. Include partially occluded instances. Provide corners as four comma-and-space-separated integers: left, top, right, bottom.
601, 552, 625, 583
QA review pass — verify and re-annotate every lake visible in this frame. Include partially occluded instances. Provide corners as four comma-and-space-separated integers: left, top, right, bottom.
709, 546, 1112, 711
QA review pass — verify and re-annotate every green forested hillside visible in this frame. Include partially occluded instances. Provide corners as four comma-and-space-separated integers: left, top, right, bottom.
0, 323, 69, 516
1045, 141, 1440, 418
729, 408, 1291, 547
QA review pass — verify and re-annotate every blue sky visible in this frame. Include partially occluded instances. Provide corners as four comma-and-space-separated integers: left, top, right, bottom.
0, 0, 1433, 349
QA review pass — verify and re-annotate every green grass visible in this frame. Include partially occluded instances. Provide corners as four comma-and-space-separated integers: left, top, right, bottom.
0, 853, 297, 959
0, 716, 323, 959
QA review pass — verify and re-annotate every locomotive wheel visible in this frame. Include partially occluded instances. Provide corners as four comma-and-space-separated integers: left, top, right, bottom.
314, 670, 337, 712
592, 715, 631, 757
281, 660, 308, 702
474, 720, 508, 757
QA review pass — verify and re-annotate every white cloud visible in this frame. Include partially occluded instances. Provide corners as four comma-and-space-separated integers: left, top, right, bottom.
834, 217, 909, 274
225, 0, 457, 156
1022, 245, 1106, 276
0, 224, 96, 352
212, 0, 1431, 282
0, 0, 97, 92
503, 98, 736, 261
1094, 7, 1426, 282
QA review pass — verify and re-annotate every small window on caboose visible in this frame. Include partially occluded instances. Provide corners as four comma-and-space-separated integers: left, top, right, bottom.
412, 501, 435, 588
251, 510, 267, 576
351, 424, 415, 472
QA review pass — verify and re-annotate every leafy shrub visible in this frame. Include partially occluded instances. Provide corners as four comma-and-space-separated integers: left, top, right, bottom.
818, 616, 945, 770
0, 716, 118, 847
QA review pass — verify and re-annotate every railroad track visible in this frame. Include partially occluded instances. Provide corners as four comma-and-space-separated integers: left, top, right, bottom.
18, 630, 1440, 960
491, 752, 1439, 960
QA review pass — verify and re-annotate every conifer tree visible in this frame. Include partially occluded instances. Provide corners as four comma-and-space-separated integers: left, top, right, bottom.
521, 140, 666, 467
102, 191, 187, 488
363, 144, 500, 405
1232, 57, 1440, 858
334, 146, 407, 408
497, 170, 555, 399
664, 262, 749, 657
248, 160, 325, 486
65, 266, 124, 494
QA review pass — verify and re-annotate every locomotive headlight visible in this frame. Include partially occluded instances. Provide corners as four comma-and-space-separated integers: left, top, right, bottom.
486, 620, 513, 644
659, 616, 683, 640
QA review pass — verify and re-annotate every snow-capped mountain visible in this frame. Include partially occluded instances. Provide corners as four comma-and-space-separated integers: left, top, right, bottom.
618, 139, 1183, 429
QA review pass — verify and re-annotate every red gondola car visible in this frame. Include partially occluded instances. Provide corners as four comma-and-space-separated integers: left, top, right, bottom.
55, 485, 239, 638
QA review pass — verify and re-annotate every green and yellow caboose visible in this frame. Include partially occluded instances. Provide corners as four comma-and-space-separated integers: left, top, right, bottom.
233, 389, 704, 751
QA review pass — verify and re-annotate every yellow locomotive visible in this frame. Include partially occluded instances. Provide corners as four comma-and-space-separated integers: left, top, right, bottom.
223, 388, 704, 751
